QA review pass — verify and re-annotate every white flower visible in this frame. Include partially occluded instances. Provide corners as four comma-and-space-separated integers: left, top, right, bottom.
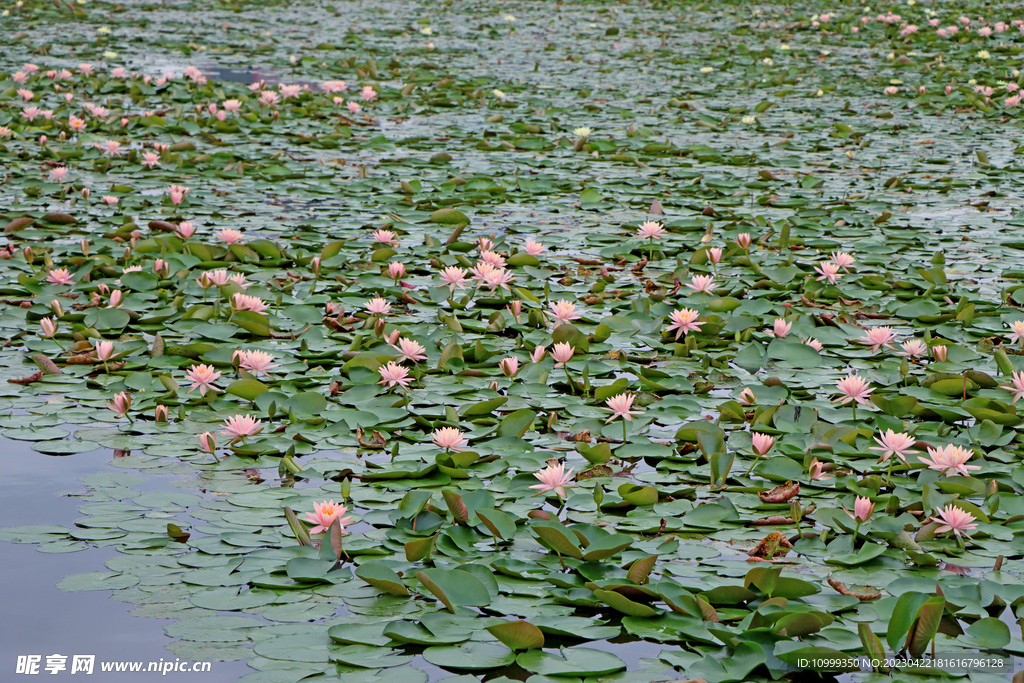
420, 26, 433, 35
573, 126, 592, 138
762, 57, 773, 65
741, 115, 756, 124
700, 66, 714, 73
492, 89, 506, 100
977, 50, 990, 59
504, 14, 515, 22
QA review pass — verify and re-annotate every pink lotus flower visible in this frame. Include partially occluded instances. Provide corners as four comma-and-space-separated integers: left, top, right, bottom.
1007, 320, 1024, 346
223, 99, 242, 113
185, 364, 221, 396
529, 462, 575, 498
919, 444, 980, 477
347, 101, 361, 114
365, 297, 391, 315
259, 90, 280, 106
386, 261, 406, 280
141, 152, 161, 169
477, 238, 494, 252
846, 495, 875, 523
392, 338, 427, 363
154, 405, 169, 422
708, 247, 722, 264
637, 221, 664, 240
198, 270, 230, 288
860, 326, 898, 353
378, 361, 412, 390
107, 290, 123, 308
499, 356, 519, 378
804, 337, 823, 352
21, 106, 41, 122
814, 261, 842, 284
523, 240, 545, 255
1000, 371, 1024, 404
360, 85, 377, 101
604, 393, 643, 423
766, 318, 791, 338
323, 80, 347, 93
68, 115, 87, 131
168, 185, 189, 205
372, 229, 398, 246
49, 167, 69, 182
931, 345, 948, 362
176, 222, 196, 239
531, 345, 546, 363
735, 233, 751, 249
221, 414, 263, 440
101, 196, 119, 206
929, 504, 977, 538
665, 308, 703, 339
751, 432, 775, 456
432, 427, 467, 452
40, 317, 57, 338
107, 391, 131, 416
870, 429, 916, 463
231, 294, 269, 314
480, 267, 514, 293
685, 275, 716, 295
738, 388, 757, 405
234, 350, 278, 377
94, 341, 116, 361
46, 268, 75, 286
17, 88, 34, 101
547, 300, 581, 325
550, 342, 574, 367
834, 374, 873, 405
440, 266, 468, 292
199, 432, 217, 453
883, 86, 899, 96
303, 500, 353, 535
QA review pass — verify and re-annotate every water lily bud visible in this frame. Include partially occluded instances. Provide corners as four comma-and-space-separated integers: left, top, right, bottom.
593, 482, 604, 508
49, 299, 63, 317
24, 247, 34, 264
199, 431, 217, 453
81, 187, 90, 200
80, 239, 89, 256
899, 358, 909, 377
154, 405, 168, 422
310, 256, 321, 275
790, 500, 802, 523
341, 477, 351, 501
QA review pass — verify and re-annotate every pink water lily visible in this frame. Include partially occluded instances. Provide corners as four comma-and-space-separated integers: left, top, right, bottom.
834, 375, 873, 405
234, 350, 278, 377
929, 504, 977, 538
107, 391, 131, 416
440, 266, 468, 292
931, 345, 948, 362
531, 345, 547, 363
378, 361, 412, 389
40, 317, 57, 338
814, 261, 842, 284
804, 337, 823, 352
304, 500, 354, 535
830, 251, 856, 271
499, 356, 519, 378
387, 261, 406, 280
523, 240, 545, 255
372, 229, 398, 246
199, 432, 217, 453
685, 275, 716, 295
46, 268, 75, 286
604, 393, 643, 423
665, 308, 703, 339
735, 233, 751, 249
738, 388, 757, 405
1007, 320, 1024, 346
431, 427, 467, 452
529, 462, 575, 499
365, 297, 391, 315
216, 229, 244, 244
185, 364, 222, 395
860, 326, 898, 353
766, 318, 791, 338
637, 221, 664, 240
392, 338, 427, 363
845, 495, 875, 523
919, 444, 980, 477
94, 341, 116, 361
899, 339, 928, 358
999, 370, 1024, 404
550, 342, 574, 367
231, 294, 269, 314
547, 299, 581, 325
870, 430, 916, 463
221, 414, 263, 440
751, 432, 775, 456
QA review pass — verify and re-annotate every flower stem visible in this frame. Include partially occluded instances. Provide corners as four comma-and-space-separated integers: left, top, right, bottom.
853, 520, 861, 547
744, 450, 760, 476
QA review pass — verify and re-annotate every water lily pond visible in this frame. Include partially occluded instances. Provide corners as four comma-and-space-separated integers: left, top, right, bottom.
3, 0, 1024, 681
